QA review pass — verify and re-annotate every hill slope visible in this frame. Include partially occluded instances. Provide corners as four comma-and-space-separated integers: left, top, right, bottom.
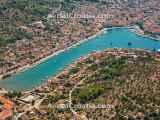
6, 49, 160, 120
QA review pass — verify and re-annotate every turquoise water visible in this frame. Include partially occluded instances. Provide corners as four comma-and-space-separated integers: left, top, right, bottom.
0, 28, 160, 91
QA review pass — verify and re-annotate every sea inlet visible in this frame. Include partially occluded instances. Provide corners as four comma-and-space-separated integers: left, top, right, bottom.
0, 28, 160, 91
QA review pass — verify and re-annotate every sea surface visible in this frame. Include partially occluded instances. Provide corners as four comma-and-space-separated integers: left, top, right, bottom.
0, 28, 160, 91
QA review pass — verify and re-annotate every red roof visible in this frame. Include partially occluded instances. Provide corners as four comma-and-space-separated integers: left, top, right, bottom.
0, 110, 12, 120
0, 96, 13, 120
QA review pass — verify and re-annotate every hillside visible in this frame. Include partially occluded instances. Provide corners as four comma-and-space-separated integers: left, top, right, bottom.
5, 49, 160, 120
0, 0, 59, 47
0, 0, 159, 47
0, 0, 160, 77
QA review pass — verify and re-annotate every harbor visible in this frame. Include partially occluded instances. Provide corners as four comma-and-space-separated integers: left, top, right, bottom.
0, 27, 160, 91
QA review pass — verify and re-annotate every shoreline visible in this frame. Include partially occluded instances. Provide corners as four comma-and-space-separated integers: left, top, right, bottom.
23, 47, 157, 93
0, 25, 160, 80
130, 26, 160, 41
0, 28, 106, 80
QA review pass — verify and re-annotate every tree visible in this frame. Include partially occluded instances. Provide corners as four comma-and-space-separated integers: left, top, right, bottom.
0, 101, 3, 105
136, 21, 144, 30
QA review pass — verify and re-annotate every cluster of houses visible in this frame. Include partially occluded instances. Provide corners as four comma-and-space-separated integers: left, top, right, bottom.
0, 0, 160, 119
0, 96, 13, 120
6, 48, 159, 119
0, 0, 160, 78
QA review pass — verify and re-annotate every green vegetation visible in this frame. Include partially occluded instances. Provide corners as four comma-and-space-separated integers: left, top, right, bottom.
0, 0, 53, 21
0, 0, 52, 46
0, 0, 64, 46
157, 16, 160, 25
0, 36, 13, 47
87, 56, 126, 82
0, 30, 33, 47
7, 49, 160, 119
0, 0, 81, 47
70, 50, 160, 119
136, 21, 144, 30
85, 0, 99, 2
75, 84, 104, 104
28, 51, 35, 60
69, 66, 80, 75
7, 91, 22, 98
0, 101, 3, 105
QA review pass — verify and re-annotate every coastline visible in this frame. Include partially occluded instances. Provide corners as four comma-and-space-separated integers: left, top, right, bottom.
1, 25, 159, 80
130, 26, 160, 41
0, 28, 106, 80
26, 48, 154, 93
104, 25, 160, 41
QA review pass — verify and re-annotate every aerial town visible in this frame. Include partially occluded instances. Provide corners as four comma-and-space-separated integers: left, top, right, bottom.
0, 0, 160, 120
0, 0, 160, 78
1, 48, 160, 119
